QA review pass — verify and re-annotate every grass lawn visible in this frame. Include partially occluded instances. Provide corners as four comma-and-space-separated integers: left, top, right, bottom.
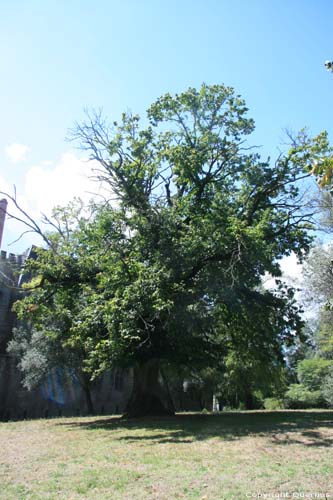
0, 410, 333, 499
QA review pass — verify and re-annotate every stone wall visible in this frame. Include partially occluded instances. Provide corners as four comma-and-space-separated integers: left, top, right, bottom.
0, 252, 22, 419
0, 363, 133, 420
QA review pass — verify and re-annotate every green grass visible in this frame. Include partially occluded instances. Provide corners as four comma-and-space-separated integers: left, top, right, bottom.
1, 410, 333, 499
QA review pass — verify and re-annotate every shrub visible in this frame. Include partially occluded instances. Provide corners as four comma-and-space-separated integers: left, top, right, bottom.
297, 358, 333, 391
322, 372, 333, 408
263, 398, 284, 410
284, 384, 325, 409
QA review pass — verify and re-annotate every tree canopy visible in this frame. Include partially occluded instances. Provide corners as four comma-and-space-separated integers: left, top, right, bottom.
11, 83, 327, 416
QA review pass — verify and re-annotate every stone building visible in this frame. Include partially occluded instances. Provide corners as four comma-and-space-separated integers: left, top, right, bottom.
0, 251, 20, 420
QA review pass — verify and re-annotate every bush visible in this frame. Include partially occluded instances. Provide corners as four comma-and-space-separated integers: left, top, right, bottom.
252, 391, 265, 410
322, 372, 333, 408
284, 384, 325, 409
263, 398, 284, 410
297, 358, 333, 391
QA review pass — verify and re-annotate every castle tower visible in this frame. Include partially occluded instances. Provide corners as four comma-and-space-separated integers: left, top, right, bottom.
0, 199, 8, 249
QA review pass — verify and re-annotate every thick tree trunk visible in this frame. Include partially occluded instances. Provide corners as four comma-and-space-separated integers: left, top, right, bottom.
124, 359, 175, 418
79, 371, 95, 415
244, 391, 254, 410
83, 384, 94, 415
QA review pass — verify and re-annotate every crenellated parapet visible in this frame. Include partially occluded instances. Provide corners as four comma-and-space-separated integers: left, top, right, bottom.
0, 248, 32, 287
0, 250, 26, 267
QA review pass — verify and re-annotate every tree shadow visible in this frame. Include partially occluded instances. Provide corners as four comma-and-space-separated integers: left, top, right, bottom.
56, 410, 333, 447
270, 428, 333, 447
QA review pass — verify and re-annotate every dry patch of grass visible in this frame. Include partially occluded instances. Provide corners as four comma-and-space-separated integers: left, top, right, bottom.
0, 410, 333, 499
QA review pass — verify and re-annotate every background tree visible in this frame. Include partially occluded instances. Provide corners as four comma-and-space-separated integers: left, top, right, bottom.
301, 244, 333, 362
10, 84, 328, 417
303, 244, 333, 308
297, 357, 333, 391
282, 60, 333, 408
322, 366, 333, 407
283, 244, 333, 408
284, 323, 315, 382
284, 358, 333, 409
325, 60, 333, 72
315, 310, 333, 359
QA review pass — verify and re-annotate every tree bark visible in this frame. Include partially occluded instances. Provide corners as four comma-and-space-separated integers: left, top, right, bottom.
124, 359, 175, 418
244, 391, 254, 410
83, 384, 94, 415
79, 371, 95, 415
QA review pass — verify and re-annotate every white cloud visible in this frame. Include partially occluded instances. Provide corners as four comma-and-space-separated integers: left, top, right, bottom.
263, 253, 303, 290
0, 151, 116, 252
24, 152, 97, 215
5, 143, 30, 163
279, 253, 303, 285
0, 175, 11, 197
23, 151, 117, 220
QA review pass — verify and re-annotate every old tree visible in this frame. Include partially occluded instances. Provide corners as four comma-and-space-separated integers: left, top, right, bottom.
12, 84, 327, 416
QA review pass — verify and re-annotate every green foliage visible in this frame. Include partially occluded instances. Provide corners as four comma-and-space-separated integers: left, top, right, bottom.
178, 366, 225, 410
291, 243, 333, 410
7, 321, 96, 413
303, 245, 333, 309
297, 358, 333, 391
263, 398, 284, 410
284, 325, 315, 383
12, 84, 327, 408
315, 310, 333, 358
221, 350, 288, 409
288, 129, 333, 190
284, 347, 333, 410
322, 370, 333, 407
8, 327, 55, 390
283, 358, 333, 409
284, 384, 325, 409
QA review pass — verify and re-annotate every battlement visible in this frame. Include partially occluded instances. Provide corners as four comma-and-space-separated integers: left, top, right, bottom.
0, 251, 26, 268
0, 249, 31, 288
0, 246, 31, 267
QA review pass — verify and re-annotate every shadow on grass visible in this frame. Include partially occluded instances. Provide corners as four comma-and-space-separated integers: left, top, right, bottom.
56, 411, 333, 447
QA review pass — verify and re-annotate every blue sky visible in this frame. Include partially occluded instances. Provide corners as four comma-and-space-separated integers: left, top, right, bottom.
1, 0, 333, 253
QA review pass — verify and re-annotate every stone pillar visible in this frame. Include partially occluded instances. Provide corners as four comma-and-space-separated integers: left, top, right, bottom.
0, 199, 7, 249
212, 394, 220, 412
